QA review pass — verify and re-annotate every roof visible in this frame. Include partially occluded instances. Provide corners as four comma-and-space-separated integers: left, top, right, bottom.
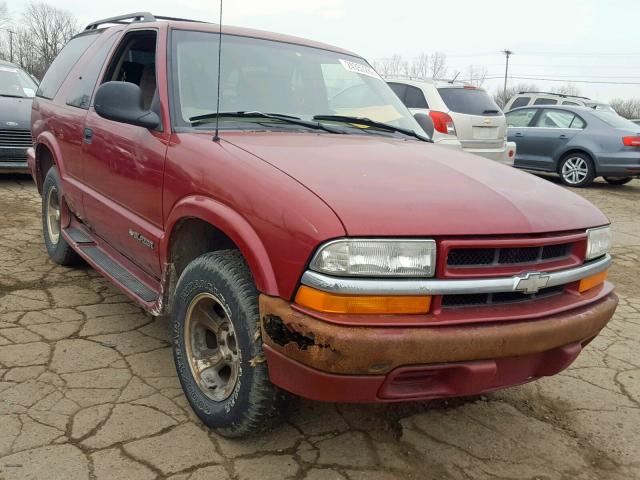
384, 76, 473, 89
84, 12, 360, 58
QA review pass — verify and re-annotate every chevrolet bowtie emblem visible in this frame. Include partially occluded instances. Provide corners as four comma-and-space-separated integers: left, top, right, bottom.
513, 272, 550, 294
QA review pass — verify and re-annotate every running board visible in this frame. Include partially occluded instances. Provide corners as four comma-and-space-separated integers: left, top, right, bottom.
66, 227, 94, 244
62, 225, 159, 305
80, 246, 157, 302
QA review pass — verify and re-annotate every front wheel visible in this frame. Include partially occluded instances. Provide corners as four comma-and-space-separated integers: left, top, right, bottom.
603, 176, 633, 186
559, 154, 595, 187
171, 250, 290, 437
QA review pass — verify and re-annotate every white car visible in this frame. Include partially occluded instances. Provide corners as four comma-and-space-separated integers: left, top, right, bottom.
504, 91, 615, 113
387, 78, 515, 164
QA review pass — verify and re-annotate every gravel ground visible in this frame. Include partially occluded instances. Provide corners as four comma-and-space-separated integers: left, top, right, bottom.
0, 173, 638, 480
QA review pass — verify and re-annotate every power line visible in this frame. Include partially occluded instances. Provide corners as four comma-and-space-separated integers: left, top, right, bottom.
481, 75, 640, 85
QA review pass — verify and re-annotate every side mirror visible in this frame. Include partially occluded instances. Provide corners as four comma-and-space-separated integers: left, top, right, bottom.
94, 81, 160, 130
413, 112, 434, 138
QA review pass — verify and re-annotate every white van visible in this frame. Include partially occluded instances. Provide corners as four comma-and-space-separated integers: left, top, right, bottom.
387, 78, 515, 164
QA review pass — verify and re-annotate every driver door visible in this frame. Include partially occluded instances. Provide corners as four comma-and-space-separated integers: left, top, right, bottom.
81, 28, 168, 278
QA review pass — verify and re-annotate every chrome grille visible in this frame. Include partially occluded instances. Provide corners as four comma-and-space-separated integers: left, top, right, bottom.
0, 129, 32, 148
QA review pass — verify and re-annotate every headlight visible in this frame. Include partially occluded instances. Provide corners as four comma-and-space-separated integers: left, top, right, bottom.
310, 239, 437, 277
586, 226, 611, 261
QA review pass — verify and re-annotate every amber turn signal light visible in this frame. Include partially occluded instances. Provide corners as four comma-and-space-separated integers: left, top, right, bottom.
294, 286, 431, 314
578, 270, 608, 293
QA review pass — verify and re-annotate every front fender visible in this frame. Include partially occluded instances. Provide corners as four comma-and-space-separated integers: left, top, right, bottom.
161, 195, 279, 296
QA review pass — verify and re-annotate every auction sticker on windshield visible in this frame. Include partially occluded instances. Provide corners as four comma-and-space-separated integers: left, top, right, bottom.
339, 59, 382, 80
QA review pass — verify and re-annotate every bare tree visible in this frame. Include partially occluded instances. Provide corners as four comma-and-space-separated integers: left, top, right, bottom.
551, 83, 581, 97
0, 2, 9, 27
429, 52, 447, 79
463, 65, 488, 87
493, 82, 539, 109
610, 98, 640, 119
410, 53, 429, 79
21, 1, 78, 76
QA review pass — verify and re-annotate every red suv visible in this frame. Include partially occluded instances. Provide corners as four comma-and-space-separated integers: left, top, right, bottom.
28, 13, 617, 437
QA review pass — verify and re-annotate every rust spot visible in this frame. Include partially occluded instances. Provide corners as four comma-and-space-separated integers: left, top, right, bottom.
263, 315, 332, 351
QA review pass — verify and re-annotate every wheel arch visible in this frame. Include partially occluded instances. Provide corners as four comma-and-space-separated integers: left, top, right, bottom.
33, 132, 64, 194
161, 195, 279, 297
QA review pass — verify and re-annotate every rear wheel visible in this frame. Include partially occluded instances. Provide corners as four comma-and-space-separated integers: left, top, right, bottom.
42, 168, 79, 265
171, 250, 290, 437
603, 176, 633, 186
559, 153, 595, 187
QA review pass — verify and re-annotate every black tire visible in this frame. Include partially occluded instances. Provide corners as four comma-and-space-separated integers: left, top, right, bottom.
558, 153, 595, 188
42, 167, 80, 265
603, 176, 633, 186
171, 250, 290, 437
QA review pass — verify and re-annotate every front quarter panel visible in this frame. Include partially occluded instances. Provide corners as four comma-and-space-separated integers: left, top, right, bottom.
161, 132, 346, 299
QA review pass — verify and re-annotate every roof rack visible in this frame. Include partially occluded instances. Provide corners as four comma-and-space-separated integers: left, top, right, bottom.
84, 12, 206, 31
517, 91, 591, 100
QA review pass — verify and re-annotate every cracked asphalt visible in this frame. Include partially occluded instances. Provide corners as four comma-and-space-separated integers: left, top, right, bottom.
0, 173, 639, 480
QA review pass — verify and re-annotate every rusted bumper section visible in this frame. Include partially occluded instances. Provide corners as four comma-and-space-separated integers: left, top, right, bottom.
259, 293, 618, 402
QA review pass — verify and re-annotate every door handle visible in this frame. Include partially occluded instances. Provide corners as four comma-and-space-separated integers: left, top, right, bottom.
514, 133, 524, 137
559, 134, 569, 139
83, 128, 93, 144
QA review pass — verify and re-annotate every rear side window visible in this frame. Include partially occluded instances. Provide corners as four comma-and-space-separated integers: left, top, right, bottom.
404, 85, 428, 109
562, 101, 579, 106
66, 31, 120, 109
533, 98, 557, 105
388, 82, 407, 101
36, 32, 100, 100
506, 109, 537, 127
510, 96, 530, 109
437, 87, 501, 116
535, 110, 576, 128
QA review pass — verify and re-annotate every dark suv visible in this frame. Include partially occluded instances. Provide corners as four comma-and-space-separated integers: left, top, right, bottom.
0, 60, 37, 172
28, 13, 617, 437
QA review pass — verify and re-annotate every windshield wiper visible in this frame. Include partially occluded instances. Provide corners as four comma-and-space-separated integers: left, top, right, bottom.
483, 109, 500, 114
189, 111, 345, 134
312, 115, 431, 142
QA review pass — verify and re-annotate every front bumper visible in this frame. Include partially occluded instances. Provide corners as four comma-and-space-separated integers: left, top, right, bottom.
0, 146, 29, 173
260, 291, 617, 402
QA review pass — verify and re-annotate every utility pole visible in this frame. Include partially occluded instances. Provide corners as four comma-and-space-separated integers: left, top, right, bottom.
502, 49, 513, 97
9, 29, 13, 63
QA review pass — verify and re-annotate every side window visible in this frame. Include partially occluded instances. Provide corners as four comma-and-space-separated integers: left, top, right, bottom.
570, 115, 586, 129
510, 96, 530, 109
506, 109, 537, 127
562, 101, 579, 106
66, 31, 120, 109
404, 85, 429, 109
533, 97, 558, 105
102, 30, 158, 111
535, 110, 575, 128
36, 32, 100, 100
387, 82, 407, 102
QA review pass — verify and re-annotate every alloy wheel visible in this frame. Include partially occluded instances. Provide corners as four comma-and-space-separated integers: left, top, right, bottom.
184, 292, 240, 401
46, 186, 61, 244
561, 157, 589, 185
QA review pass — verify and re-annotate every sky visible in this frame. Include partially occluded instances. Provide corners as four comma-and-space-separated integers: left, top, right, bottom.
3, 0, 640, 101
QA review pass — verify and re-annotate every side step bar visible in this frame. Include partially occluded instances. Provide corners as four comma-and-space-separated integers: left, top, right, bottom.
62, 226, 159, 306
81, 246, 157, 302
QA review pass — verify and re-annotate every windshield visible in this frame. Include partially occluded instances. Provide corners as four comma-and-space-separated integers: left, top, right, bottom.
170, 30, 421, 135
437, 87, 502, 116
591, 110, 640, 130
0, 65, 38, 98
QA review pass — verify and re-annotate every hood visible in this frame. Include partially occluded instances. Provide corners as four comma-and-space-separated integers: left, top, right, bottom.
223, 132, 609, 236
0, 96, 33, 129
